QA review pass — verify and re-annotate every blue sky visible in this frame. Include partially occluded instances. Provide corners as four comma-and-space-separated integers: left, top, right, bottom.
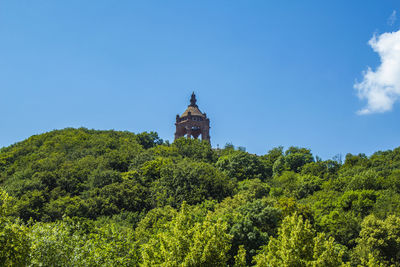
1, 1, 400, 159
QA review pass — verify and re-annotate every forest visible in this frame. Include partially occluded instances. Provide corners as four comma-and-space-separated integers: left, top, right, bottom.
1, 127, 400, 266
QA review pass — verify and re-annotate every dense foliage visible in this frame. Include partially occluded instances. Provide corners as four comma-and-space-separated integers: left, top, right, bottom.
1, 128, 400, 266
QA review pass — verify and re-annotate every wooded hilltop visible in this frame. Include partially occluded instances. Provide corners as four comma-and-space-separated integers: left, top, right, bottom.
1, 128, 400, 266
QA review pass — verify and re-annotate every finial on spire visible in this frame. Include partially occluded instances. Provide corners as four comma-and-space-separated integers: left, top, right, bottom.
189, 92, 197, 107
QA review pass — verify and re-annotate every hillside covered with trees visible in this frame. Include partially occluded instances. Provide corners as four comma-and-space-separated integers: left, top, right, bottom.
1, 128, 400, 266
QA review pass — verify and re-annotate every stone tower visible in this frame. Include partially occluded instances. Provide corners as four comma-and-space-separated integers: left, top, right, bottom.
175, 92, 210, 142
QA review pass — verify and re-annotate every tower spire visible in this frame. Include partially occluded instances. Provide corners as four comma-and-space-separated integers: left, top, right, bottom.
189, 92, 197, 107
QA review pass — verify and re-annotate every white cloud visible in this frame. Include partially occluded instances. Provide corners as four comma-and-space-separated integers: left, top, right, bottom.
354, 30, 400, 114
388, 10, 397, 26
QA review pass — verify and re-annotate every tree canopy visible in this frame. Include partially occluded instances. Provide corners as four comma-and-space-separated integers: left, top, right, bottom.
1, 128, 400, 266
